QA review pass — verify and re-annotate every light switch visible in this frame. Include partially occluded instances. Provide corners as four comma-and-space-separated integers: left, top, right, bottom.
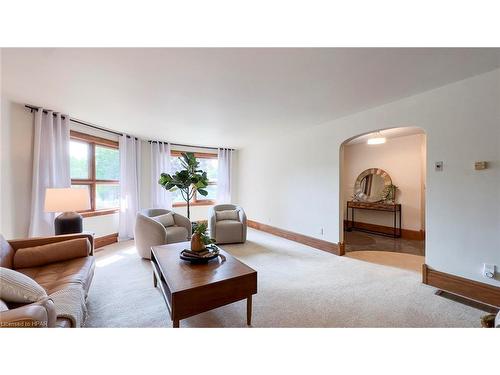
435, 161, 443, 171
475, 161, 488, 170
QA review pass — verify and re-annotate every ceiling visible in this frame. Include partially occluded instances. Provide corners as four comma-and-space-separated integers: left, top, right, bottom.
2, 48, 499, 148
345, 127, 425, 145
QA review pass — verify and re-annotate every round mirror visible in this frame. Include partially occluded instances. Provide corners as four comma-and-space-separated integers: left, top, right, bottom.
353, 168, 392, 202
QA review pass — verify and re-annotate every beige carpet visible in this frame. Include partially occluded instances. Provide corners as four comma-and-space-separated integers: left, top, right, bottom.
84, 229, 484, 328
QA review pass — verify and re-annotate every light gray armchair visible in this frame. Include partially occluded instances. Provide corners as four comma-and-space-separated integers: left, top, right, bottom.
134, 208, 191, 259
208, 204, 247, 244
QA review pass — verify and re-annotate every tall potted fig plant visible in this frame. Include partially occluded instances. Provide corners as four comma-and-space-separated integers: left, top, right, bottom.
158, 152, 209, 220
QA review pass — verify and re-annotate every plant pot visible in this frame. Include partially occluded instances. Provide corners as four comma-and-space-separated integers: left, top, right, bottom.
190, 233, 205, 252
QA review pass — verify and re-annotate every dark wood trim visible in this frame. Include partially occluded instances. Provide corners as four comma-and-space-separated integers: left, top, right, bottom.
171, 150, 217, 159
94, 233, 118, 249
344, 220, 425, 241
81, 209, 119, 218
338, 242, 346, 256
247, 220, 342, 256
423, 264, 500, 307
70, 130, 119, 148
173, 200, 215, 207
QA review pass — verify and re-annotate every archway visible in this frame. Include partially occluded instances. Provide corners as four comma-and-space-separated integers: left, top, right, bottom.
339, 126, 426, 271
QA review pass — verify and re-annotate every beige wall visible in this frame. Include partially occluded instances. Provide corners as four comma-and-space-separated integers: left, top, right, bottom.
342, 133, 425, 231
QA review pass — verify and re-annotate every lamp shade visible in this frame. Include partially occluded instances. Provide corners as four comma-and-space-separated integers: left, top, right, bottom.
44, 188, 90, 212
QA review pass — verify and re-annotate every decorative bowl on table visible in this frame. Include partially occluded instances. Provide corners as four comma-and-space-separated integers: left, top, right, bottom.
180, 245, 220, 264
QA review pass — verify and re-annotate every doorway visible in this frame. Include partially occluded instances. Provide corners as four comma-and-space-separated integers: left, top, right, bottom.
339, 127, 426, 272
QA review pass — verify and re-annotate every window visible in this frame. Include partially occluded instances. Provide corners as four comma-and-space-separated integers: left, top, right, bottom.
70, 131, 120, 216
171, 151, 218, 206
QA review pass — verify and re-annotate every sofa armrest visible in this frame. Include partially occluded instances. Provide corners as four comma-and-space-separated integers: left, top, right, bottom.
8, 233, 94, 256
0, 297, 56, 328
173, 213, 192, 240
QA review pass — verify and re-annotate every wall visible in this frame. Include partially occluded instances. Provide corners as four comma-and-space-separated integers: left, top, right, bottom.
342, 133, 425, 231
237, 68, 500, 287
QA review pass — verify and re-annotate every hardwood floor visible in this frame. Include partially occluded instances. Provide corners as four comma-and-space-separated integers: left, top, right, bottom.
344, 230, 425, 256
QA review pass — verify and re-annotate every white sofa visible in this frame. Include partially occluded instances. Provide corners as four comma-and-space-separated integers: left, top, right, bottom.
134, 208, 191, 259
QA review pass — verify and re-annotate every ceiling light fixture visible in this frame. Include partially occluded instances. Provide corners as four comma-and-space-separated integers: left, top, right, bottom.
367, 132, 386, 145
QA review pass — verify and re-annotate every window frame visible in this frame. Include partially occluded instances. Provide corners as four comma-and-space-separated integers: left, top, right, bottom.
70, 130, 120, 217
170, 150, 218, 207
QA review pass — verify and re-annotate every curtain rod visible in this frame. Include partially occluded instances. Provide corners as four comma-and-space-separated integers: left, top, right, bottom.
25, 104, 234, 150
149, 140, 234, 151
25, 104, 126, 137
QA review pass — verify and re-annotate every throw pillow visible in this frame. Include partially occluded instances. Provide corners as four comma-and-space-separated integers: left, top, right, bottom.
152, 212, 175, 227
0, 267, 47, 303
13, 238, 90, 269
216, 209, 239, 221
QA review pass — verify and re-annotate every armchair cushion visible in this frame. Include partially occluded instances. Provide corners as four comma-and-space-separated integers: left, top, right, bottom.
0, 299, 8, 312
216, 209, 239, 221
0, 267, 47, 304
165, 226, 189, 243
13, 238, 91, 269
152, 212, 175, 227
215, 220, 243, 244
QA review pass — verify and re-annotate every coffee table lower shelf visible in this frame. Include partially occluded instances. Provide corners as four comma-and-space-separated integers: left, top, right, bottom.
151, 242, 257, 328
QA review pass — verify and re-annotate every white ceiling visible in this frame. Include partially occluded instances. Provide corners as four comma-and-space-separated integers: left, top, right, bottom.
345, 127, 425, 145
2, 48, 499, 148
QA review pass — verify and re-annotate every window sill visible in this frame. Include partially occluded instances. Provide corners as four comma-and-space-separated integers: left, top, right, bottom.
80, 209, 119, 218
173, 201, 215, 207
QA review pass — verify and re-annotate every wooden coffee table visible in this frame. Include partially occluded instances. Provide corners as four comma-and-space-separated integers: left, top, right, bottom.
151, 241, 257, 328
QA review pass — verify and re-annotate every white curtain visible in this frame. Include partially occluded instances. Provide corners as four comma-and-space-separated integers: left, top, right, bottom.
29, 110, 71, 236
217, 148, 233, 204
119, 135, 141, 240
150, 141, 172, 209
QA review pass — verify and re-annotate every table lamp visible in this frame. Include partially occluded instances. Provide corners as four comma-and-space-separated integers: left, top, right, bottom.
44, 188, 90, 235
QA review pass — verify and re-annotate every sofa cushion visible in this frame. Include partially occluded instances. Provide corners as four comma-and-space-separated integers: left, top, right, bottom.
216, 209, 239, 221
215, 220, 243, 244
152, 212, 175, 227
0, 298, 9, 312
13, 238, 91, 269
0, 235, 15, 269
0, 267, 47, 303
165, 226, 189, 244
18, 256, 95, 295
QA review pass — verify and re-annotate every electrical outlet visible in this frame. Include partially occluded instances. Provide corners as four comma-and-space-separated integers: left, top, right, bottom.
483, 264, 496, 279
435, 161, 443, 171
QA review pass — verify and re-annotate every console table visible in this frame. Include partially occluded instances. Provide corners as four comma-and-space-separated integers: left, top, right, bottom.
346, 201, 402, 238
